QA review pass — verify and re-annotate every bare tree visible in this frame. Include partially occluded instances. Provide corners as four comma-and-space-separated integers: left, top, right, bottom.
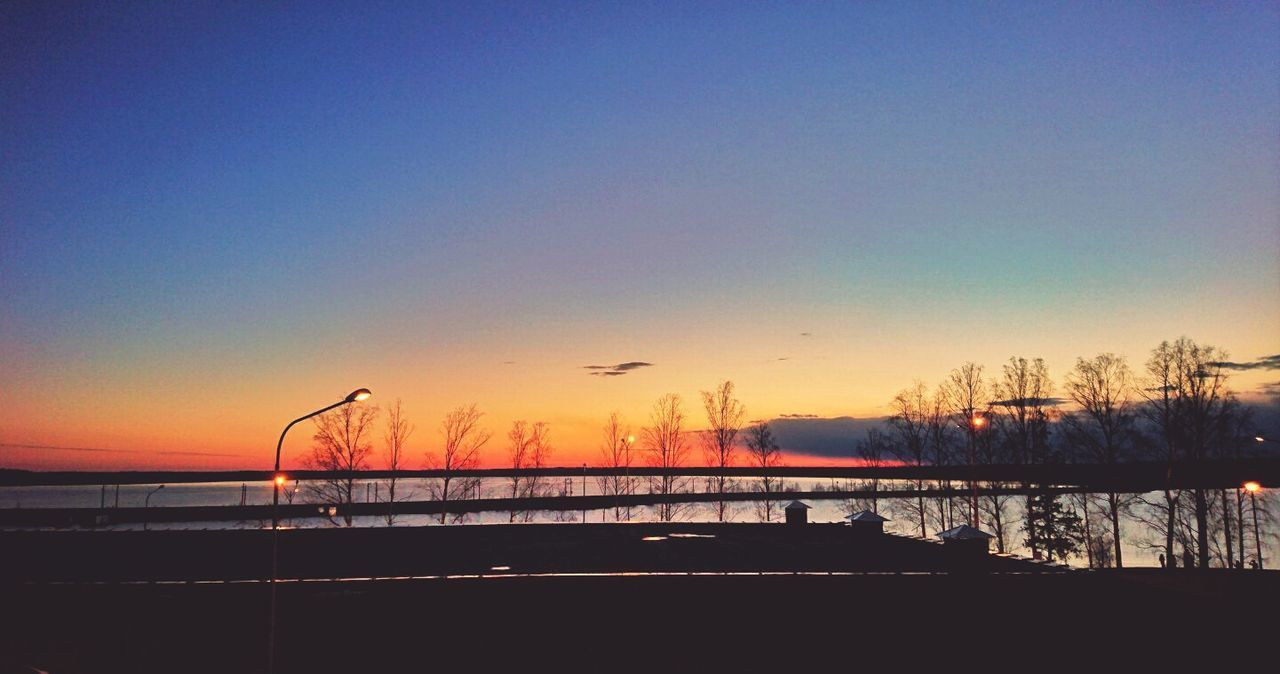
1139, 338, 1230, 568
1062, 353, 1135, 566
853, 428, 889, 515
643, 393, 691, 522
700, 380, 745, 522
382, 399, 413, 526
427, 404, 491, 524
944, 362, 991, 529
506, 420, 551, 522
745, 421, 783, 522
888, 382, 931, 537
304, 402, 379, 526
597, 412, 635, 522
993, 357, 1053, 557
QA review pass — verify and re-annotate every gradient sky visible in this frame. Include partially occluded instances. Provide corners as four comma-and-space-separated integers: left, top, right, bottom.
2, 1, 1278, 470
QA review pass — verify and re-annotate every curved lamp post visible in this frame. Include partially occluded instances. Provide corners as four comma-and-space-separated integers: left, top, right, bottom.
143, 484, 164, 530
268, 388, 371, 674
1244, 481, 1264, 570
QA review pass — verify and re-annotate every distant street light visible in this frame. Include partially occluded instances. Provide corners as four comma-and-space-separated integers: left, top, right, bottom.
268, 388, 371, 674
966, 412, 988, 528
143, 485, 165, 531
1243, 481, 1263, 570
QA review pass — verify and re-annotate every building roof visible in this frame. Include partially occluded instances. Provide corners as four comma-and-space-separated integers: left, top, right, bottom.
784, 500, 811, 510
936, 525, 993, 541
845, 510, 889, 523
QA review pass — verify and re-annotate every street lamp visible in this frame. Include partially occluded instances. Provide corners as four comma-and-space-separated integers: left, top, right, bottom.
966, 413, 988, 528
143, 485, 165, 531
1244, 481, 1263, 570
268, 388, 371, 674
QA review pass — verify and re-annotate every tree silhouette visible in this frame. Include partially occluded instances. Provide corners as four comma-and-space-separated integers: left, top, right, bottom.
700, 380, 745, 522
304, 402, 379, 526
427, 404, 490, 525
643, 393, 690, 522
381, 399, 413, 526
745, 422, 783, 522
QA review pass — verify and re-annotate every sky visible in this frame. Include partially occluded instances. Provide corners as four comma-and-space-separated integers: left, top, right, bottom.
2, 1, 1278, 471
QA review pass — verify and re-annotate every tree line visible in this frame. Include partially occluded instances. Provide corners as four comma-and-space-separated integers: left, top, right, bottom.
299, 337, 1275, 568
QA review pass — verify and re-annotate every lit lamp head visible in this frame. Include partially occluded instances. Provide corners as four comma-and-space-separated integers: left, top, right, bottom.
970, 415, 987, 429
345, 388, 372, 403
274, 474, 287, 487
1243, 481, 1262, 494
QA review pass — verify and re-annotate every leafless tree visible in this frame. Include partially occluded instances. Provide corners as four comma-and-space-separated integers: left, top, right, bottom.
304, 402, 379, 526
506, 420, 551, 522
700, 380, 745, 522
888, 382, 931, 537
1062, 353, 1136, 566
427, 404, 491, 525
643, 393, 691, 522
382, 399, 413, 526
944, 362, 991, 529
1139, 338, 1229, 568
853, 428, 889, 515
745, 421, 783, 522
993, 357, 1053, 557
597, 412, 635, 521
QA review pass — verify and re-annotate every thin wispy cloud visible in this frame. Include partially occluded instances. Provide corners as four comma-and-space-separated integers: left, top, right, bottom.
584, 361, 654, 377
989, 397, 1067, 407
1209, 355, 1280, 371
0, 443, 240, 458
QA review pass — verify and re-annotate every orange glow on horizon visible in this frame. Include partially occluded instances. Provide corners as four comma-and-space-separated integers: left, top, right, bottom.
1243, 481, 1261, 493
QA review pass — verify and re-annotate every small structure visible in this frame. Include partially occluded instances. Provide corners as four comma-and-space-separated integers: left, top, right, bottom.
936, 525, 994, 569
784, 500, 811, 525
845, 510, 889, 535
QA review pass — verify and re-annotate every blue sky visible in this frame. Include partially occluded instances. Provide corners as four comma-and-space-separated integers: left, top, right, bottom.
2, 1, 1278, 467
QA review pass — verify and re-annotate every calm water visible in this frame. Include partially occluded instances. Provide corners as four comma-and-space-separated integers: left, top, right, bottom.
0, 478, 1227, 567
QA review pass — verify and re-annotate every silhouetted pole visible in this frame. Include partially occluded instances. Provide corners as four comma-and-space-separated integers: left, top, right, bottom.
582, 463, 587, 522
268, 388, 371, 674
1245, 481, 1263, 569
143, 485, 164, 530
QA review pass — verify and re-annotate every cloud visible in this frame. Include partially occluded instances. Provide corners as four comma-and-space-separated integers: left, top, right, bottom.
988, 397, 1067, 407
1209, 355, 1280, 371
0, 443, 240, 458
583, 361, 654, 377
800, 332, 813, 337
764, 416, 890, 458
501, 360, 516, 365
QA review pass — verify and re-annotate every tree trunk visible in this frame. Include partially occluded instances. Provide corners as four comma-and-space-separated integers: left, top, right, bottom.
439, 474, 451, 525
1220, 489, 1233, 568
1108, 491, 1123, 568
1194, 488, 1209, 569
1164, 489, 1176, 570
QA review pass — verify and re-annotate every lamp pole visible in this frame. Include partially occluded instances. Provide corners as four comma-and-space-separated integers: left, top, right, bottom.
143, 485, 164, 530
268, 388, 371, 674
1244, 481, 1263, 570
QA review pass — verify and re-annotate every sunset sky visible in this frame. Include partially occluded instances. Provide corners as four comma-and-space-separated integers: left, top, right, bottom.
2, 2, 1278, 471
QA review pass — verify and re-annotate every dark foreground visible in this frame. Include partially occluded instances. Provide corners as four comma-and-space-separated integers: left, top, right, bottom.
3, 524, 1276, 672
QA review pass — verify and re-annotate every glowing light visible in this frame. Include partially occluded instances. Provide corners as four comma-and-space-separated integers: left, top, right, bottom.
970, 415, 987, 429
1243, 481, 1261, 493
274, 475, 286, 487
346, 388, 372, 403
